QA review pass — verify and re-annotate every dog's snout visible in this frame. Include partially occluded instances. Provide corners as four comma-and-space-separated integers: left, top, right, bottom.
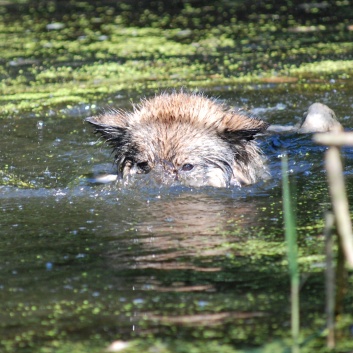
160, 160, 179, 180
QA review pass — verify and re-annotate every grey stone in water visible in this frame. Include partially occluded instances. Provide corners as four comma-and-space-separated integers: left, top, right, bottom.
267, 102, 342, 134
298, 102, 343, 133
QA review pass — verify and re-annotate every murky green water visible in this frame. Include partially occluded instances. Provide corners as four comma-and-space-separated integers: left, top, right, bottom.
1, 1, 353, 352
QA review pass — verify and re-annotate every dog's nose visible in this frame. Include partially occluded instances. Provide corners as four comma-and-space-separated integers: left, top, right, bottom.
161, 160, 179, 180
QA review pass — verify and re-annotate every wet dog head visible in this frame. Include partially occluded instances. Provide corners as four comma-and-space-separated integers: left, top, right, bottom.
86, 92, 269, 187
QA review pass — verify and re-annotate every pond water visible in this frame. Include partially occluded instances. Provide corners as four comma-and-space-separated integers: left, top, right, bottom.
1, 0, 353, 352
1, 86, 353, 352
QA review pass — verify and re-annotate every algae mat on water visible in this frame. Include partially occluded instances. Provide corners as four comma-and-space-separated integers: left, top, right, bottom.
0, 0, 353, 117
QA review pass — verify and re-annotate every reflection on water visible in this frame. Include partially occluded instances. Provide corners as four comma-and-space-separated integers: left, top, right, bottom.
103, 187, 260, 272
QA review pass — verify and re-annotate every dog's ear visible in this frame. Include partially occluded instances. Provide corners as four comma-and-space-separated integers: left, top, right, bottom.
220, 113, 269, 143
85, 113, 131, 150
222, 127, 267, 143
218, 114, 268, 186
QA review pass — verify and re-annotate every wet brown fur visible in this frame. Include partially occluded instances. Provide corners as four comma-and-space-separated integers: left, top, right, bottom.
86, 92, 269, 187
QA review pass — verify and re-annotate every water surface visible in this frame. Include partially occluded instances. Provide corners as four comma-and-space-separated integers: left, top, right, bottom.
1, 87, 353, 352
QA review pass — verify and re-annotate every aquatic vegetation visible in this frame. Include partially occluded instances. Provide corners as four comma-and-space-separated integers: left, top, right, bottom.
0, 168, 36, 188
282, 155, 300, 353
1, 1, 353, 117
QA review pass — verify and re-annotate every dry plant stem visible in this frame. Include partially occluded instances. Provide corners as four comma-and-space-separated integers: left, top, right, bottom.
313, 132, 353, 146
335, 239, 348, 317
324, 211, 335, 349
324, 146, 353, 267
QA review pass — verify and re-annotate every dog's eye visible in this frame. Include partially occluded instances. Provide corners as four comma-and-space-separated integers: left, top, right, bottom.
120, 158, 133, 173
181, 163, 194, 172
136, 161, 151, 173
